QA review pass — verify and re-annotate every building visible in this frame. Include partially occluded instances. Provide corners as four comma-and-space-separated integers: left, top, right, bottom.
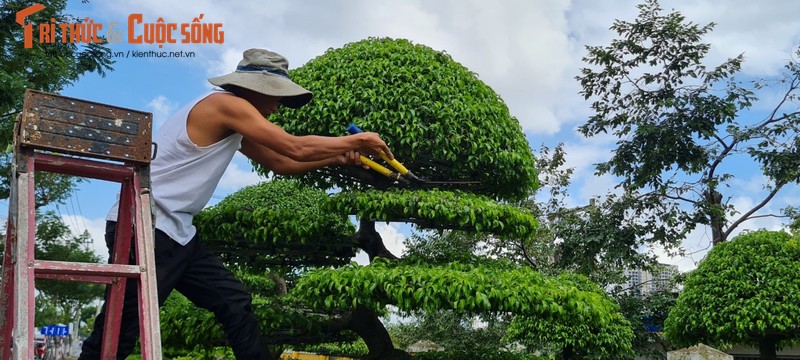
617, 263, 678, 296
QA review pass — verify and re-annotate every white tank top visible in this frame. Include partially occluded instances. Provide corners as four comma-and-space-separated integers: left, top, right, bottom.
108, 90, 243, 245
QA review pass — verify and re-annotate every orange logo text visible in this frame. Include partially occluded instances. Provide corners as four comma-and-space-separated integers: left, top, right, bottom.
15, 4, 224, 49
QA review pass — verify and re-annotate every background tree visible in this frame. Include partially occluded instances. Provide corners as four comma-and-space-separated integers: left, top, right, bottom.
0, 0, 112, 350
616, 291, 677, 359
524, 144, 668, 285
664, 230, 800, 360
157, 38, 634, 360
525, 144, 678, 359
0, 0, 113, 204
576, 0, 800, 245
33, 211, 104, 339
505, 273, 634, 360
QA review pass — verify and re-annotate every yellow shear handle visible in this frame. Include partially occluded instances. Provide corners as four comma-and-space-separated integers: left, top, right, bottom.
359, 155, 402, 181
346, 123, 410, 176
380, 154, 410, 175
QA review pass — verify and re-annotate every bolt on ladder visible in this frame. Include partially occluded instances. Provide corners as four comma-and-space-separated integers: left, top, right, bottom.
0, 89, 162, 360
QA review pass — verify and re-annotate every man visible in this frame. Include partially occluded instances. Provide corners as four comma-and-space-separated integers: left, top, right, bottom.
79, 48, 393, 359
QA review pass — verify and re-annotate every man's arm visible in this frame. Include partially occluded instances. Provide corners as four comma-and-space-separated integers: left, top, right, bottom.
195, 93, 394, 161
240, 137, 361, 175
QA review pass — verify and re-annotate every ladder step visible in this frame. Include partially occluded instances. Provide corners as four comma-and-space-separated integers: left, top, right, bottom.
34, 260, 146, 279
34, 153, 136, 182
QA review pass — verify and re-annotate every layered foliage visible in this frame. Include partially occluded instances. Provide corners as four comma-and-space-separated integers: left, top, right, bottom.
664, 230, 800, 358
176, 37, 641, 359
294, 260, 620, 323
267, 37, 536, 201
577, 0, 800, 244
505, 273, 634, 359
328, 189, 537, 238
195, 180, 357, 267
160, 270, 356, 358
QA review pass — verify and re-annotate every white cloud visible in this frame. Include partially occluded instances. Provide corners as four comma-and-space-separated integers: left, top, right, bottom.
146, 95, 179, 131
561, 141, 612, 179
353, 222, 407, 265
59, 214, 110, 263
377, 222, 407, 257
659, 0, 800, 76
216, 153, 267, 192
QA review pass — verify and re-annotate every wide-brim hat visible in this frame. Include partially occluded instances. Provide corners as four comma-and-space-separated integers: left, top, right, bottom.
208, 49, 312, 108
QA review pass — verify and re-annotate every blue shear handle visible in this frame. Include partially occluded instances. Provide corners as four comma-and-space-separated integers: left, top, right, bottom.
347, 123, 364, 135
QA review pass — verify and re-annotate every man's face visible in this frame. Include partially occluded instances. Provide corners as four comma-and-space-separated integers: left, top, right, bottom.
260, 95, 282, 116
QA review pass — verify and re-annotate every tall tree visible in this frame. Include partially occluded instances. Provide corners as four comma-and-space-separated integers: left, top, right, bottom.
576, 0, 800, 245
525, 144, 674, 286
526, 144, 679, 359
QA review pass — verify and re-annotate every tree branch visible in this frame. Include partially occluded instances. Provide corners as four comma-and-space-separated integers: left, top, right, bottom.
712, 132, 729, 149
723, 181, 788, 240
517, 240, 538, 269
635, 190, 698, 205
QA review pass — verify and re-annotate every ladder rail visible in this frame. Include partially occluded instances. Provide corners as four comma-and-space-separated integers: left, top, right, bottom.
133, 170, 162, 359
11, 152, 36, 360
99, 180, 134, 360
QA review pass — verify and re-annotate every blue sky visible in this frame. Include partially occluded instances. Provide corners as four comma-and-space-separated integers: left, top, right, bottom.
20, 0, 800, 270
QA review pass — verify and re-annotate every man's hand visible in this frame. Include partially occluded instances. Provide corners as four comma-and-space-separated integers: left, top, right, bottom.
338, 151, 370, 169
355, 132, 394, 160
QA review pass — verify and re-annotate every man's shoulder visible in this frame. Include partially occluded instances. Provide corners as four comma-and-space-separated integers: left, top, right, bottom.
193, 91, 249, 112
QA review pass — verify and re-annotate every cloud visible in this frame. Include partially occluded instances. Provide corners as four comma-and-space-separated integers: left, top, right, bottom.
146, 95, 179, 131
59, 214, 110, 263
353, 222, 407, 265
216, 153, 266, 192
659, 0, 800, 76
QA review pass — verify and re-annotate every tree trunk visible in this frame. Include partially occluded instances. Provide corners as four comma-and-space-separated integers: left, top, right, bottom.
759, 336, 778, 360
329, 306, 410, 360
341, 219, 410, 359
705, 190, 726, 245
357, 219, 399, 260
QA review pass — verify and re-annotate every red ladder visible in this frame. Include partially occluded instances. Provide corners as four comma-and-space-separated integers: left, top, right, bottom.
0, 90, 162, 360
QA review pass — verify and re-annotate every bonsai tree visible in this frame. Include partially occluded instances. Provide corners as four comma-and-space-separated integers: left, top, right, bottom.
158, 38, 632, 359
505, 273, 634, 359
664, 230, 800, 360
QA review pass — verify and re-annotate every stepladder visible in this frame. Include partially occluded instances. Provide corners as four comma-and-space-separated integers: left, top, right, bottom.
0, 89, 162, 360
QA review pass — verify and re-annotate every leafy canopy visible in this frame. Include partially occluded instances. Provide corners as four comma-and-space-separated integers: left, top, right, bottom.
328, 188, 537, 238
505, 273, 635, 359
267, 37, 536, 201
195, 180, 357, 267
294, 260, 621, 323
664, 230, 800, 353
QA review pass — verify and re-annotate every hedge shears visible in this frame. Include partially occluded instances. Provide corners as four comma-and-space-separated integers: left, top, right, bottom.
347, 123, 421, 184
346, 124, 482, 187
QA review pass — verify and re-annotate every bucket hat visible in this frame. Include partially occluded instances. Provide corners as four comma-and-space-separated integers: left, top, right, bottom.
208, 49, 312, 108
